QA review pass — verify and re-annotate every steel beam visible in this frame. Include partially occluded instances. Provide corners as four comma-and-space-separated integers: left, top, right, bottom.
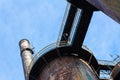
58, 1, 94, 52
72, 9, 93, 52
86, 0, 120, 24
57, 3, 77, 45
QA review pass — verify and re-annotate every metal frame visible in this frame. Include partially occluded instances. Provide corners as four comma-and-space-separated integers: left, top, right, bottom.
28, 44, 99, 80
28, 1, 100, 80
26, 0, 120, 80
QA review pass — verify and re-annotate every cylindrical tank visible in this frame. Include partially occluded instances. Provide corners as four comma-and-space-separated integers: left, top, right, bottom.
28, 44, 99, 80
38, 56, 98, 80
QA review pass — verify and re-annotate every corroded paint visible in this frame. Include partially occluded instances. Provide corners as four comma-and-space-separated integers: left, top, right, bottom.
38, 56, 98, 80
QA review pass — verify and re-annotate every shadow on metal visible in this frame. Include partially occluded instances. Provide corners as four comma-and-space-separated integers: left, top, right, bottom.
110, 62, 120, 80
28, 43, 99, 80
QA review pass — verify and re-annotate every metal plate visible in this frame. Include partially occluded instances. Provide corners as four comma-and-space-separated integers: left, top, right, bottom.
38, 56, 98, 80
87, 0, 120, 23
28, 45, 99, 80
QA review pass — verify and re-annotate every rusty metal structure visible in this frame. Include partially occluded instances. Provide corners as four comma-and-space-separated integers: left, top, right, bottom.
19, 39, 34, 80
19, 0, 120, 80
111, 62, 120, 80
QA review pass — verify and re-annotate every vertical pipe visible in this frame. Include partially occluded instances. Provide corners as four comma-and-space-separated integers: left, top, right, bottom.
19, 39, 33, 80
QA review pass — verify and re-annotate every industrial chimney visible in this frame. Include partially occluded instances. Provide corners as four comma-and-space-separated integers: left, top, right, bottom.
19, 39, 34, 80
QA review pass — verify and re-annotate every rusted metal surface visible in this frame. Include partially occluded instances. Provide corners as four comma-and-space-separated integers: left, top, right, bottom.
19, 39, 34, 80
67, 0, 98, 10
86, 0, 120, 23
38, 56, 98, 80
28, 44, 99, 80
110, 62, 120, 80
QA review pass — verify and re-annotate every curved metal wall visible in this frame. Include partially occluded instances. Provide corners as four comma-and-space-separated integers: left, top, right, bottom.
28, 44, 99, 80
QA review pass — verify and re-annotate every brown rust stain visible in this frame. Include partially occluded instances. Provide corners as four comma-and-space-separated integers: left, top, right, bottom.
38, 57, 81, 80
38, 56, 98, 80
50, 66, 72, 80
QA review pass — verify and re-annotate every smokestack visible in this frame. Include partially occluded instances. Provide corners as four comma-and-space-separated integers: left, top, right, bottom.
19, 39, 34, 80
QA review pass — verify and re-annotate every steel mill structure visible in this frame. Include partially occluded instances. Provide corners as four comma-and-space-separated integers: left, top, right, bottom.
19, 0, 120, 80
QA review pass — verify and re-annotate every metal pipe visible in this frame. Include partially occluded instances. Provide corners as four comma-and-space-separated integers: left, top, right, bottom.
19, 39, 33, 80
110, 62, 120, 80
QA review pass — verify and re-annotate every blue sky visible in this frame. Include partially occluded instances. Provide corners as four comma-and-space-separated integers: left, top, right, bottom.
84, 11, 120, 60
0, 0, 120, 80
